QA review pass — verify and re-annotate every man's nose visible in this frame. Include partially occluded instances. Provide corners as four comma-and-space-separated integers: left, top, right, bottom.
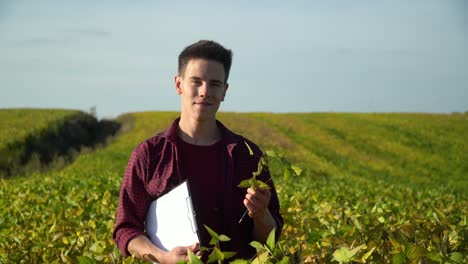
199, 83, 210, 98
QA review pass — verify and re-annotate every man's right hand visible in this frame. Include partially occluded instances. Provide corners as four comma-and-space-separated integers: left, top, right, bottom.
159, 243, 200, 264
127, 235, 200, 264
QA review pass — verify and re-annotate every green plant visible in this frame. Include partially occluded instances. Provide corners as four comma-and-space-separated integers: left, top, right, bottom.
249, 229, 291, 264
178, 225, 237, 264
203, 225, 237, 264
238, 141, 302, 190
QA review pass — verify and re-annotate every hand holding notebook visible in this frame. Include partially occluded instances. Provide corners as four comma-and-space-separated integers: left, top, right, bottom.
145, 181, 199, 252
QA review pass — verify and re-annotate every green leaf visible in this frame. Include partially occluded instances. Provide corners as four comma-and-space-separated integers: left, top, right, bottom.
204, 225, 219, 245
207, 247, 224, 264
266, 228, 275, 252
52, 232, 64, 241
252, 251, 270, 264
65, 196, 79, 207
332, 245, 364, 263
249, 241, 265, 252
290, 165, 302, 176
265, 150, 276, 158
352, 217, 362, 231
204, 225, 219, 239
449, 252, 463, 264
250, 179, 257, 191
361, 246, 376, 262
267, 158, 282, 173
426, 252, 443, 262
187, 248, 203, 264
256, 180, 271, 190
244, 141, 254, 156
283, 168, 291, 180
48, 219, 56, 233
349, 244, 365, 258
278, 256, 291, 264
76, 256, 96, 264
200, 246, 209, 251
219, 234, 231, 242
89, 241, 105, 254
388, 236, 402, 252
61, 255, 74, 263
432, 206, 446, 221
238, 180, 252, 188
432, 206, 449, 225
392, 253, 405, 264
222, 251, 237, 259
407, 245, 427, 261
332, 247, 353, 263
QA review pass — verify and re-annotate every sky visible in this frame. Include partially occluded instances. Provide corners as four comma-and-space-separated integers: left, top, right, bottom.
1, 0, 467, 119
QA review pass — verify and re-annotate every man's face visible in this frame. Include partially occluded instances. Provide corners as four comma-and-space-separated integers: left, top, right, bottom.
175, 59, 228, 122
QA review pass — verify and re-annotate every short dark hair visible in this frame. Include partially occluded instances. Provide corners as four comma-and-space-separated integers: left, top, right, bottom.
178, 40, 233, 82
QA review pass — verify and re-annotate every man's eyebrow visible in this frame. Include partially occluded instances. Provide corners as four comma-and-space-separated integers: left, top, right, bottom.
188, 76, 224, 84
210, 80, 224, 84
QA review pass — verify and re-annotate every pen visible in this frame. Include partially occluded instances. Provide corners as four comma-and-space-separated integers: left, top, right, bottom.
238, 209, 248, 223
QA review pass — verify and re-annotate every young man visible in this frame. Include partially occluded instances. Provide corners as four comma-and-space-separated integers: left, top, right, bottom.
113, 40, 283, 263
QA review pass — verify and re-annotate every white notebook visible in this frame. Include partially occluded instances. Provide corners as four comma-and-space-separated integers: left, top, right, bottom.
145, 181, 199, 252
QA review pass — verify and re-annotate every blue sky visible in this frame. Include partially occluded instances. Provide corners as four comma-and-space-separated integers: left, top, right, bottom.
1, 0, 467, 118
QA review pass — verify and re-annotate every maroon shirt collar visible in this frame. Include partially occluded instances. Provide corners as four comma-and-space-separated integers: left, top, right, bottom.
159, 117, 244, 154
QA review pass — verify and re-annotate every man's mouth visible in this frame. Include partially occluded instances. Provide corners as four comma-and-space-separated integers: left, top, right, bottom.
194, 102, 212, 106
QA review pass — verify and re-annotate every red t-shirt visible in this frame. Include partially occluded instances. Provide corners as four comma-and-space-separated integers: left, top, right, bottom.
176, 136, 225, 247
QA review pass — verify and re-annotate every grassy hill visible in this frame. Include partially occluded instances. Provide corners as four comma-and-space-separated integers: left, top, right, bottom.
0, 108, 78, 150
0, 111, 466, 263
0, 108, 120, 178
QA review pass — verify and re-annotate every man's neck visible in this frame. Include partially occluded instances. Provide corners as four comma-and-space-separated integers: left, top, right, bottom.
177, 116, 222, 146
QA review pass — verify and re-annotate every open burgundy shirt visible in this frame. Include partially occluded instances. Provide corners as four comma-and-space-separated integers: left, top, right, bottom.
113, 118, 283, 259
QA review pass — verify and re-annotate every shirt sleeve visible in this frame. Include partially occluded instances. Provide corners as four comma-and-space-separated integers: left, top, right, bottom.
113, 145, 151, 256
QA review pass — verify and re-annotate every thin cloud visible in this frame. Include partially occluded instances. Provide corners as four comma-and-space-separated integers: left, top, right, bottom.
62, 28, 111, 38
17, 36, 72, 46
16, 27, 111, 46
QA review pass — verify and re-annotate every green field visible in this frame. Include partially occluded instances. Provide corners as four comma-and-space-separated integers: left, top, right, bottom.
0, 108, 116, 179
0, 108, 81, 178
0, 108, 79, 149
0, 111, 466, 263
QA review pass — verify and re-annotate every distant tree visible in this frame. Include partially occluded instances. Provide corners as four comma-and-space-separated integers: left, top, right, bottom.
89, 106, 97, 118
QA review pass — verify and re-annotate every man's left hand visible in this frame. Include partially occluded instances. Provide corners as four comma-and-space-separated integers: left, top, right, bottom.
243, 187, 271, 219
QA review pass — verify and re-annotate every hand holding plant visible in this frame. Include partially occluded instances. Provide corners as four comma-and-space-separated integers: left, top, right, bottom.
243, 187, 271, 218
238, 141, 302, 223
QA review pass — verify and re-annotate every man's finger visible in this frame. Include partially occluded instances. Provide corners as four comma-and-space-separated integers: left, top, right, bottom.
244, 198, 261, 216
245, 193, 259, 203
247, 188, 271, 201
246, 190, 270, 206
190, 242, 200, 251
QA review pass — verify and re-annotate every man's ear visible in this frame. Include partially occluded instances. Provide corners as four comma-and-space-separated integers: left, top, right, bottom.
221, 83, 229, 101
175, 75, 183, 95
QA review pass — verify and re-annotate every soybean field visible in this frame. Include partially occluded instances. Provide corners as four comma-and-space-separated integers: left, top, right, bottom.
0, 110, 466, 263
